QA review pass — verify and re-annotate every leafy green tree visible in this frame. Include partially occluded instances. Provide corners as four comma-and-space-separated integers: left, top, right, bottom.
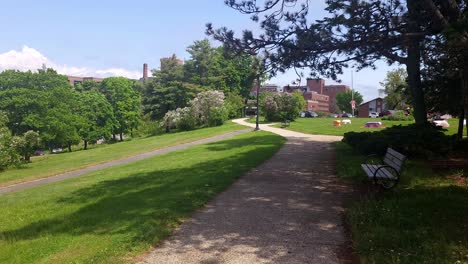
0, 112, 20, 170
15, 130, 40, 162
208, 1, 467, 125
262, 92, 305, 122
143, 55, 203, 120
185, 39, 216, 87
190, 90, 227, 126
75, 80, 100, 92
225, 93, 245, 118
75, 91, 117, 149
99, 77, 141, 141
380, 69, 409, 110
336, 90, 363, 114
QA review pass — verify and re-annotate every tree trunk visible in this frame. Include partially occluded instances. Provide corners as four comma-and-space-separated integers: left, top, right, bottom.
458, 110, 465, 139
113, 133, 116, 140
84, 140, 88, 150
24, 154, 31, 163
119, 132, 123, 141
406, 0, 427, 125
68, 144, 72, 152
462, 64, 468, 137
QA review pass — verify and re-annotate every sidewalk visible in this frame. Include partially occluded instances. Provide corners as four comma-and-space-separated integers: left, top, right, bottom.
137, 119, 356, 264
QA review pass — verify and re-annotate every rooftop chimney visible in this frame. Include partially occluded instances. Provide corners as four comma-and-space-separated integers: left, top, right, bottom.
143, 63, 148, 80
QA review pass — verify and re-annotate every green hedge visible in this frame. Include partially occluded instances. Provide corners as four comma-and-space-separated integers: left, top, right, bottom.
381, 110, 414, 121
342, 124, 456, 158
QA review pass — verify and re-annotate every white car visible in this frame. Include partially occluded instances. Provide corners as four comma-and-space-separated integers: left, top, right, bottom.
369, 112, 379, 118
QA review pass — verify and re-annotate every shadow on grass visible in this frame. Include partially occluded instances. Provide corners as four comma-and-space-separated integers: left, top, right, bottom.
350, 185, 468, 263
335, 142, 468, 263
0, 133, 357, 263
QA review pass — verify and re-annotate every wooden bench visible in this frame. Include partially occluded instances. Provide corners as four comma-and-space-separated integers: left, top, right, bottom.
281, 119, 290, 128
361, 148, 407, 189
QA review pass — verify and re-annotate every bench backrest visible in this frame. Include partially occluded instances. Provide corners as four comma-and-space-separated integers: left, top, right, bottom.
383, 148, 406, 172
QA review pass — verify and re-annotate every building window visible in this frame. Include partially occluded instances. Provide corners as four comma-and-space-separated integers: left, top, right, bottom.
73, 80, 82, 87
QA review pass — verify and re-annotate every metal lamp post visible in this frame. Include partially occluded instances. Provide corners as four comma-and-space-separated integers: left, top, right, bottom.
255, 73, 260, 131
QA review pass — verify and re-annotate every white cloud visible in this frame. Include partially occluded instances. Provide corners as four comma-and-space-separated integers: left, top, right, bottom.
0, 46, 141, 79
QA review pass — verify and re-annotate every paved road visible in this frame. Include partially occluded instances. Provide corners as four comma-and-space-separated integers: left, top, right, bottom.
137, 119, 356, 264
0, 129, 251, 195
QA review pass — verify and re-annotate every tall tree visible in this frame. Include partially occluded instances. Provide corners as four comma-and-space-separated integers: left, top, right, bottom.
143, 55, 203, 119
207, 0, 467, 125
335, 90, 363, 114
99, 77, 141, 141
380, 68, 409, 110
75, 90, 117, 149
0, 111, 20, 170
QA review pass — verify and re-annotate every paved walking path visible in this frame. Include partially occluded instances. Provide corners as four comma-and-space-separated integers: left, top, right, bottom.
137, 119, 356, 264
0, 129, 251, 195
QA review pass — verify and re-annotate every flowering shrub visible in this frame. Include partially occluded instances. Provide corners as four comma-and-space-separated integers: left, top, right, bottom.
262, 92, 305, 122
160, 90, 228, 132
176, 107, 198, 131
160, 110, 180, 132
190, 90, 226, 126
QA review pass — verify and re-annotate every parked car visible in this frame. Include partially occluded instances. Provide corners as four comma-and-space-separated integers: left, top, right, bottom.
329, 113, 338, 118
305, 111, 318, 118
342, 113, 353, 118
369, 112, 379, 118
379, 110, 394, 117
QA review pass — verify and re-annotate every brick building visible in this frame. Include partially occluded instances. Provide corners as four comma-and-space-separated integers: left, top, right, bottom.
67, 76, 104, 88
306, 79, 350, 113
304, 92, 330, 112
250, 84, 281, 96
358, 98, 386, 117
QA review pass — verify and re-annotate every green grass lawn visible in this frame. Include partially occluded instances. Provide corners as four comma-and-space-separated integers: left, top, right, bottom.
0, 131, 285, 264
0, 122, 246, 187
335, 142, 468, 264
281, 117, 459, 136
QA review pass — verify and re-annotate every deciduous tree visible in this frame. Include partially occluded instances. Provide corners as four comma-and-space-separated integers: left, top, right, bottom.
335, 90, 363, 114
380, 68, 408, 110
100, 77, 141, 141
207, 0, 467, 125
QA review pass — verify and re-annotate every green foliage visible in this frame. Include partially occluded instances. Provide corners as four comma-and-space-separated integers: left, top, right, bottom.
380, 68, 408, 110
262, 92, 305, 122
142, 55, 203, 120
0, 112, 21, 170
225, 93, 245, 119
141, 40, 256, 120
342, 124, 457, 158
14, 130, 40, 162
99, 77, 141, 140
160, 90, 228, 131
335, 90, 363, 113
0, 122, 245, 186
208, 107, 228, 127
75, 90, 117, 149
176, 107, 198, 131
184, 39, 256, 97
335, 142, 468, 264
315, 111, 329, 117
134, 114, 164, 137
0, 132, 285, 263
381, 110, 414, 121
0, 69, 83, 151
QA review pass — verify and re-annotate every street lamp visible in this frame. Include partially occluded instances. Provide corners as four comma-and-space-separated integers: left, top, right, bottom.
255, 72, 260, 131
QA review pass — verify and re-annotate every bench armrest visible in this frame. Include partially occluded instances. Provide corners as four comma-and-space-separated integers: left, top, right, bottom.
373, 165, 400, 189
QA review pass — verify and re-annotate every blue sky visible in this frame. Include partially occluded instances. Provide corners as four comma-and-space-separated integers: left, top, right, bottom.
0, 0, 399, 101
